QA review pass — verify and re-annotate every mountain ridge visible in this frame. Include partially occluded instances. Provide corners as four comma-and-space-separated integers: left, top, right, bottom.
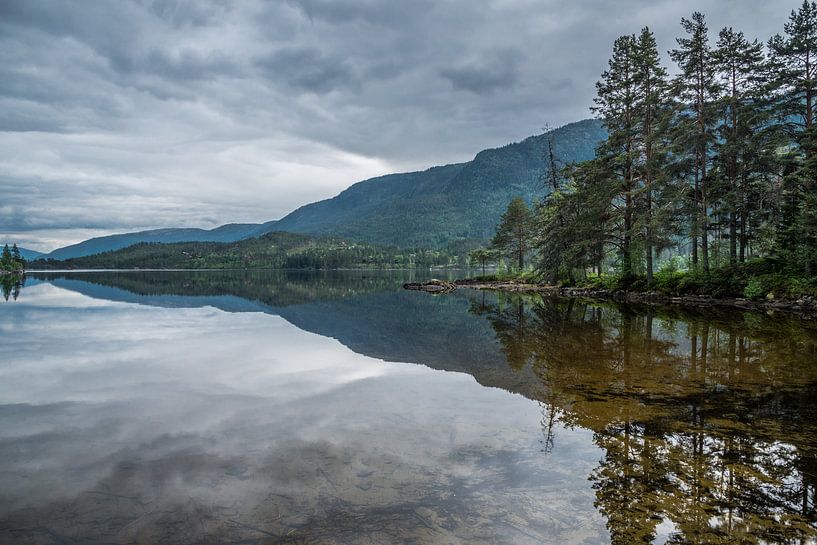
37, 119, 605, 259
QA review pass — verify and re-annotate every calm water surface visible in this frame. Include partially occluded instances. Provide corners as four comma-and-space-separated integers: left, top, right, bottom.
0, 271, 816, 544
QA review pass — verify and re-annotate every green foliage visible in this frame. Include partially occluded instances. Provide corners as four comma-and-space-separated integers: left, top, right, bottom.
535, 160, 613, 282
651, 269, 687, 293
0, 244, 25, 273
563, 256, 816, 300
580, 273, 624, 291
468, 247, 499, 275
470, 270, 541, 283
743, 277, 766, 299
491, 197, 534, 271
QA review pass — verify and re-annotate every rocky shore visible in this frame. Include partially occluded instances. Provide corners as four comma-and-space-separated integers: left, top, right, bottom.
404, 279, 817, 320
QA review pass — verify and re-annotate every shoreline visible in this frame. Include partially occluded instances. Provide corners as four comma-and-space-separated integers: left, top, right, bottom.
405, 279, 817, 320
25, 267, 468, 273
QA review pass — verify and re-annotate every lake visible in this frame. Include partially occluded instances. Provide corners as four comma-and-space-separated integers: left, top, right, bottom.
1, 270, 816, 544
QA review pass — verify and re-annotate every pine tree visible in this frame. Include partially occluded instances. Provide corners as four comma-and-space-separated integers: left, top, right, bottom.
10, 243, 23, 268
633, 27, 670, 284
536, 160, 615, 281
492, 197, 534, 271
594, 34, 639, 278
769, 1, 817, 272
670, 12, 720, 272
469, 247, 498, 276
1, 244, 12, 270
769, 1, 817, 138
713, 28, 766, 265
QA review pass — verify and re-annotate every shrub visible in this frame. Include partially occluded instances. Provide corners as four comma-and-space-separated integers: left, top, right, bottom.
785, 277, 816, 298
652, 269, 687, 294
743, 277, 765, 299
582, 273, 622, 291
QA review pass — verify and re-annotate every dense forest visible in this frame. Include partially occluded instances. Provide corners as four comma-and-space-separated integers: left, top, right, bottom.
31, 231, 463, 270
484, 2, 817, 299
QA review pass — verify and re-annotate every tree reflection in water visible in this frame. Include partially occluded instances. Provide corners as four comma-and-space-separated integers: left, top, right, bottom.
473, 293, 817, 545
0, 273, 22, 301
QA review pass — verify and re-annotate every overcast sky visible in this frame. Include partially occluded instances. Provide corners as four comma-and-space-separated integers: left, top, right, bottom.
0, 0, 797, 251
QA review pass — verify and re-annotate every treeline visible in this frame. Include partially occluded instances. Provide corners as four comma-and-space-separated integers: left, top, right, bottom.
31, 231, 463, 270
483, 3, 817, 297
0, 244, 25, 273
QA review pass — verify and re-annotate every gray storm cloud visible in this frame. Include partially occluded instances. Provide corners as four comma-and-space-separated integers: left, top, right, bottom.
0, 0, 794, 250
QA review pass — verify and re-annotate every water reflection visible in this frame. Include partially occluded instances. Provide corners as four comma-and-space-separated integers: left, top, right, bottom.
1, 271, 816, 544
0, 274, 22, 301
476, 293, 817, 545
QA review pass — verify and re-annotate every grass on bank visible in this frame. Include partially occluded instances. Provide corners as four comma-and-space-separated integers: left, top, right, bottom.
468, 258, 817, 300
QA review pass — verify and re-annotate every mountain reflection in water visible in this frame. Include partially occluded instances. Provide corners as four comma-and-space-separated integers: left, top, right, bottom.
1, 270, 815, 545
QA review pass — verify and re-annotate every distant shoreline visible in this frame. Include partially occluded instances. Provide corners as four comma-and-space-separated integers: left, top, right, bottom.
405, 279, 817, 320
25, 267, 470, 274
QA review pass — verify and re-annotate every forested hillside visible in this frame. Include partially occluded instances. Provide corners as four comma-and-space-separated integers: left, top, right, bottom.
42, 223, 275, 261
32, 232, 458, 270
274, 120, 605, 247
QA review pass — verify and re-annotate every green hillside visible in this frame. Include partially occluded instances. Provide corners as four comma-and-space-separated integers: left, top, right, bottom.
274, 119, 605, 247
41, 223, 269, 261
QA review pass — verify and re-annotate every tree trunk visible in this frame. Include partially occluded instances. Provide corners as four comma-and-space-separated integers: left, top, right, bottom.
729, 211, 737, 266
644, 95, 654, 285
645, 168, 653, 284
807, 52, 813, 136
729, 67, 738, 266
692, 169, 699, 268
623, 94, 634, 279
740, 207, 747, 262
696, 54, 709, 273
518, 236, 524, 271
700, 144, 710, 273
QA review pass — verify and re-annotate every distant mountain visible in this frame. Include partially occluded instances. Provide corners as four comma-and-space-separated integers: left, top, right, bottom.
42, 222, 277, 261
273, 119, 606, 247
41, 119, 605, 258
19, 247, 44, 260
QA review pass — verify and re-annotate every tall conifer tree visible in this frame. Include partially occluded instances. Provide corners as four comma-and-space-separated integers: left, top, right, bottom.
492, 197, 534, 271
713, 28, 766, 264
769, 1, 817, 272
633, 27, 669, 284
594, 35, 639, 278
670, 12, 719, 272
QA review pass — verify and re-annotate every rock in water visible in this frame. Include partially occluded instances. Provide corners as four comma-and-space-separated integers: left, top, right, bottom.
403, 279, 457, 294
